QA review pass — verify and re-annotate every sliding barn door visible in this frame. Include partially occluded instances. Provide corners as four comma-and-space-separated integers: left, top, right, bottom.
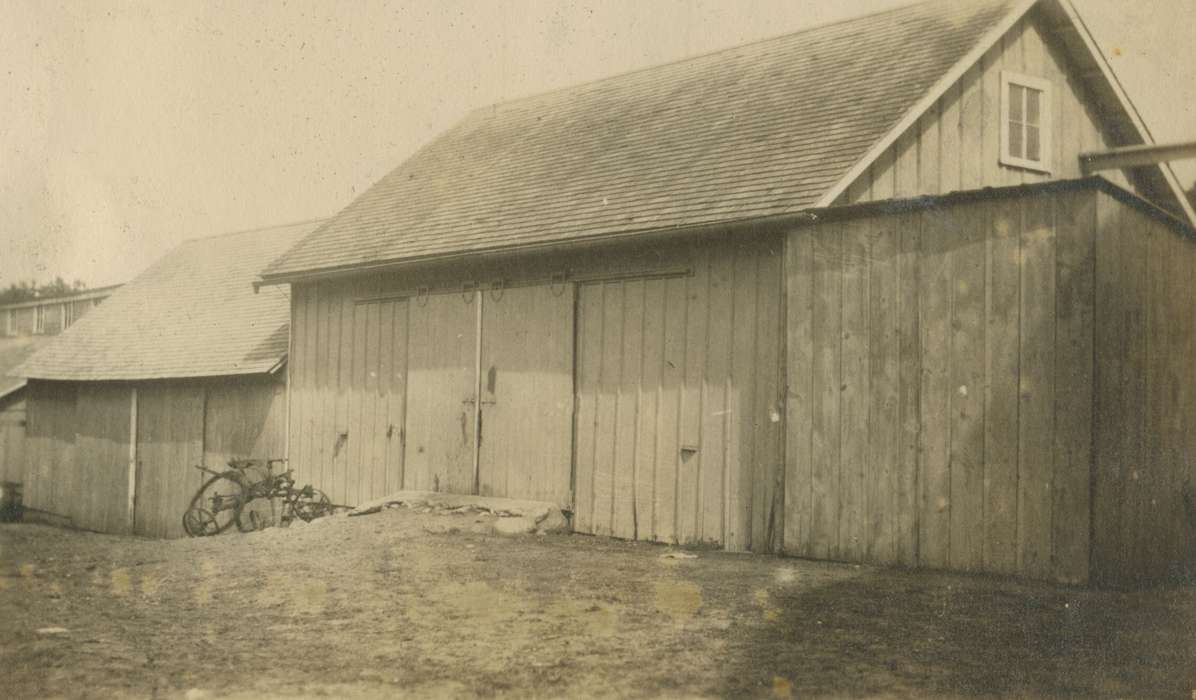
403, 292, 478, 494
477, 284, 574, 506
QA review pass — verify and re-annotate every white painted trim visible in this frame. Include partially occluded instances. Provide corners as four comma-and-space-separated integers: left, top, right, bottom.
1055, 0, 1196, 225
815, 0, 1040, 207
999, 70, 1053, 173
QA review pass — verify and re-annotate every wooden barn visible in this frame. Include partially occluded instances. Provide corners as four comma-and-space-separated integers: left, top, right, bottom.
259, 0, 1196, 585
0, 286, 121, 486
15, 220, 321, 538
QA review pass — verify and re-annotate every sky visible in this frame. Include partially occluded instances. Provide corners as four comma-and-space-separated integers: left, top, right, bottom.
2, 0, 1194, 288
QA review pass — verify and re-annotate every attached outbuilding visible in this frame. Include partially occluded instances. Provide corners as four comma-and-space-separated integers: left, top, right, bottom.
260, 0, 1195, 585
16, 220, 321, 537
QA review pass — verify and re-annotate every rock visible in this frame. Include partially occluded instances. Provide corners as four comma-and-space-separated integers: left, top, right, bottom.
288, 517, 309, 529
660, 551, 698, 560
184, 689, 212, 700
492, 517, 537, 535
36, 627, 69, 635
423, 522, 460, 535
535, 509, 570, 534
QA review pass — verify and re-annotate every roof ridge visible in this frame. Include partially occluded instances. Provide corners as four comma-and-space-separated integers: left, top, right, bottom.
466, 0, 1001, 115
183, 216, 331, 244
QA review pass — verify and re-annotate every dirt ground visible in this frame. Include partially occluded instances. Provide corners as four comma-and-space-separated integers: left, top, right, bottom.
2, 509, 1195, 700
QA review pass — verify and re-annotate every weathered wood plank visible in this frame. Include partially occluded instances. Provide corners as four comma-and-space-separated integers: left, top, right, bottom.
753, 239, 783, 554
784, 230, 815, 556
918, 108, 941, 197
654, 276, 686, 543
894, 131, 919, 199
729, 246, 759, 551
918, 204, 953, 569
839, 219, 870, 563
1018, 194, 1057, 579
677, 255, 708, 545
573, 284, 603, 534
1091, 192, 1125, 582
949, 202, 986, 573
895, 212, 922, 564
592, 283, 623, 537
612, 280, 644, 540
367, 299, 387, 500
327, 283, 349, 497
1052, 190, 1094, 584
638, 278, 665, 541
939, 83, 962, 194
979, 45, 1005, 187
702, 250, 734, 545
810, 224, 843, 561
983, 200, 1021, 575
959, 63, 983, 191
867, 215, 900, 565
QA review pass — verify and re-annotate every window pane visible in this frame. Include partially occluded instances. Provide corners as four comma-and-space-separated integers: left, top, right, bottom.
1026, 88, 1041, 125
1010, 121, 1024, 158
1009, 84, 1024, 122
1026, 125, 1041, 162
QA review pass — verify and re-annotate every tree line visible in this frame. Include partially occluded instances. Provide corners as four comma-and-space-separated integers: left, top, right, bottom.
0, 278, 89, 305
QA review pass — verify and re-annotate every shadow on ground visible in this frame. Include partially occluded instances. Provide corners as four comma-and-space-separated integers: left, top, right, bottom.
716, 563, 1196, 698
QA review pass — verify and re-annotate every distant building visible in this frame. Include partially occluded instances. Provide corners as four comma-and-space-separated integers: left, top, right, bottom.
1, 286, 122, 488
0, 285, 121, 339
14, 220, 321, 537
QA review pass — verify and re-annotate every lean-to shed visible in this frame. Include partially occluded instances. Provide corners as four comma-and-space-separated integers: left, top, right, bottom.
16, 220, 322, 537
259, 0, 1196, 584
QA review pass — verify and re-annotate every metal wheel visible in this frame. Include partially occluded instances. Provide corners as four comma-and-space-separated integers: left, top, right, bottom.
182, 507, 220, 537
185, 474, 245, 536
292, 488, 333, 522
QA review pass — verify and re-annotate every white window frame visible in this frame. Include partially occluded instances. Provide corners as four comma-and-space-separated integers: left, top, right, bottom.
999, 71, 1052, 174
34, 305, 45, 334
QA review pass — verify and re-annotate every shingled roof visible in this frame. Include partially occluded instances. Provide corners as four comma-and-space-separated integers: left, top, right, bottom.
262, 0, 1023, 280
18, 220, 323, 381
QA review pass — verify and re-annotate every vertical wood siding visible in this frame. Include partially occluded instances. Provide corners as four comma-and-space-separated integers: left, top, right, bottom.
0, 401, 26, 483
135, 384, 204, 538
477, 284, 574, 505
71, 384, 132, 533
574, 238, 784, 552
290, 282, 411, 506
842, 11, 1141, 206
1091, 193, 1196, 585
22, 377, 285, 537
785, 191, 1096, 584
404, 293, 473, 497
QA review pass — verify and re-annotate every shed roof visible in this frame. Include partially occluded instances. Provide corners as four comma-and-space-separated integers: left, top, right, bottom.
262, 0, 1023, 281
18, 220, 323, 381
0, 336, 51, 401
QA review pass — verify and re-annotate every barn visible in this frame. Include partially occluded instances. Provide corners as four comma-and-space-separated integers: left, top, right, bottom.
0, 286, 121, 488
15, 220, 321, 537
258, 0, 1196, 585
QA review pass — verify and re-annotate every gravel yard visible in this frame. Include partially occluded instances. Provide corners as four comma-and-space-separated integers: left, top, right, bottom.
2, 508, 1195, 699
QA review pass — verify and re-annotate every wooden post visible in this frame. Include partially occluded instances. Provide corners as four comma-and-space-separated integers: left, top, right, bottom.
126, 386, 138, 533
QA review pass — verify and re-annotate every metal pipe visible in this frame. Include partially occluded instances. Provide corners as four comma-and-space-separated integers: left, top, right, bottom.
1080, 141, 1196, 175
